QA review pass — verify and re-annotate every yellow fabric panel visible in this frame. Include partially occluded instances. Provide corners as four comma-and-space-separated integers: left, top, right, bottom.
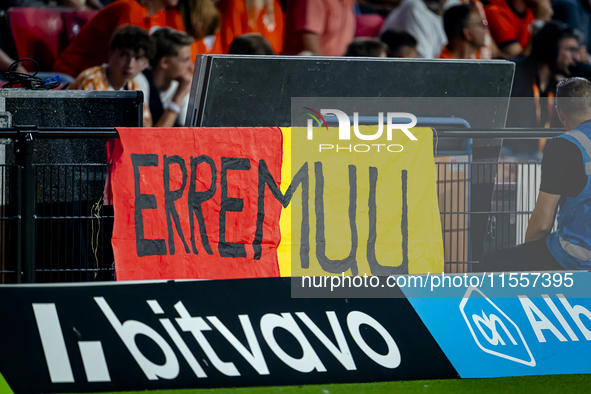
277, 127, 292, 277
278, 126, 443, 276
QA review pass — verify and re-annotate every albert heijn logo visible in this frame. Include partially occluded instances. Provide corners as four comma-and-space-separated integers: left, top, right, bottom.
461, 286, 591, 368
460, 287, 536, 367
302, 108, 418, 153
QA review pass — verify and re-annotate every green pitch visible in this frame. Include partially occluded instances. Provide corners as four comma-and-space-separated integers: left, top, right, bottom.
2, 374, 590, 394
0, 373, 9, 394
136, 375, 591, 394
2, 373, 590, 394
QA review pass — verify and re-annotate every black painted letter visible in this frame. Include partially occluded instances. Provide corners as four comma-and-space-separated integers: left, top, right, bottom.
254, 160, 309, 265
164, 155, 189, 255
131, 154, 166, 257
315, 162, 358, 275
219, 157, 250, 258
367, 167, 408, 275
188, 155, 216, 255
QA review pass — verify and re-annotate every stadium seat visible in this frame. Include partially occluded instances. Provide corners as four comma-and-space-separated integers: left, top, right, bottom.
355, 14, 384, 37
8, 8, 63, 71
7, 8, 98, 72
61, 9, 99, 48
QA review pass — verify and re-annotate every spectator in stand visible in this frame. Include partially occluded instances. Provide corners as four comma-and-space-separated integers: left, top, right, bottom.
345, 39, 388, 57
229, 33, 275, 54
483, 0, 553, 59
440, 3, 486, 59
379, 0, 447, 58
217, 0, 285, 54
445, 0, 498, 58
507, 22, 580, 136
458, 0, 496, 58
168, 0, 223, 57
53, 0, 178, 78
553, 0, 591, 59
141, 28, 193, 127
68, 25, 155, 126
380, 30, 418, 57
283, 0, 356, 56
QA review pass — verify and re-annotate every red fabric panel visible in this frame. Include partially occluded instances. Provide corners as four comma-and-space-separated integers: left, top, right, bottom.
110, 127, 284, 281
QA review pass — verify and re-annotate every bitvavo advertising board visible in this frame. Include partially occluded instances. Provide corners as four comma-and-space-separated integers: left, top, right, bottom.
402, 271, 591, 378
0, 278, 456, 393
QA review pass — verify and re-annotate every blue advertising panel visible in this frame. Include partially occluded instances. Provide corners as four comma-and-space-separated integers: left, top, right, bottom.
401, 271, 591, 378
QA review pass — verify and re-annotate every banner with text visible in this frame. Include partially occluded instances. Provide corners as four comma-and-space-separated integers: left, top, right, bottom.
111, 127, 443, 280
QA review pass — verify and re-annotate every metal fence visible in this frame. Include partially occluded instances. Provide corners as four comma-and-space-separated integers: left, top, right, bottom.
437, 161, 547, 273
33, 164, 113, 282
0, 127, 117, 283
0, 165, 19, 283
0, 163, 114, 283
0, 127, 564, 282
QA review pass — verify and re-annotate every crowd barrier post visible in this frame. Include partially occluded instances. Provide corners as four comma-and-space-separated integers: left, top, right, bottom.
14, 126, 36, 283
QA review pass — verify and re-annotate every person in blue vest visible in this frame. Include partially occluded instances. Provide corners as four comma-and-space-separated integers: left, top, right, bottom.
479, 76, 591, 271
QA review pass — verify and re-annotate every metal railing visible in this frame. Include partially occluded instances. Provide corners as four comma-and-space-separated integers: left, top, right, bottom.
438, 161, 549, 273
0, 126, 564, 282
34, 164, 113, 282
434, 128, 563, 273
1, 127, 118, 283
0, 164, 19, 283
